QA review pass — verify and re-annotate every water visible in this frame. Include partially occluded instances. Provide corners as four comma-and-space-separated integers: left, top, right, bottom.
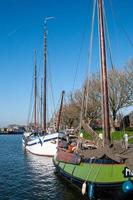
0, 135, 85, 200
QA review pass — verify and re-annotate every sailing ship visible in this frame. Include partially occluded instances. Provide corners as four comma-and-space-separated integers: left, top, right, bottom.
22, 18, 66, 156
53, 0, 133, 199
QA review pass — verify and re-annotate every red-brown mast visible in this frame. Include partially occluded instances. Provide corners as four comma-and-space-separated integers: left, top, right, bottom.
43, 25, 47, 132
98, 0, 111, 145
43, 17, 55, 132
34, 50, 37, 129
40, 77, 43, 129
56, 91, 65, 132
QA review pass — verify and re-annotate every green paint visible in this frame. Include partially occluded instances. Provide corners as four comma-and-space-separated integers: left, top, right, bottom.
64, 163, 75, 174
56, 159, 133, 183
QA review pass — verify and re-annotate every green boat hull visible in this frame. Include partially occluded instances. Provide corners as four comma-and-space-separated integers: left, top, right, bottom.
53, 157, 133, 199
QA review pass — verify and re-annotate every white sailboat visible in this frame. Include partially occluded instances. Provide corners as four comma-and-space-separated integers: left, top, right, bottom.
23, 131, 66, 156
23, 18, 66, 156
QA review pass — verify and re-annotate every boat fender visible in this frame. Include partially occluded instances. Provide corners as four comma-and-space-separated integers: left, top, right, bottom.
122, 180, 133, 193
88, 183, 94, 200
82, 181, 87, 195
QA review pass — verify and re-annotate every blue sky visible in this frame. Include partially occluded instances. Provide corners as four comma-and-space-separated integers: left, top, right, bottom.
0, 0, 132, 127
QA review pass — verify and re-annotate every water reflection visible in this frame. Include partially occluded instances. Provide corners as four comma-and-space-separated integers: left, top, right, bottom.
0, 135, 114, 200
24, 152, 85, 200
25, 152, 54, 177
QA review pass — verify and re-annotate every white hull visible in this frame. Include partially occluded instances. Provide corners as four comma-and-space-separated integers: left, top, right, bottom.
22, 132, 65, 156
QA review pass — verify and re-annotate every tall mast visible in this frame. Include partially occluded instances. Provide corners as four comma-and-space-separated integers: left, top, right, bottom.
34, 50, 37, 129
56, 91, 65, 132
40, 77, 43, 129
43, 17, 55, 132
43, 26, 47, 132
98, 0, 111, 145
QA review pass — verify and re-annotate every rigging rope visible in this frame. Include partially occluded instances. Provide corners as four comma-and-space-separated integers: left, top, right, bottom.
79, 86, 86, 136
72, 32, 86, 93
50, 93, 62, 128
85, 0, 97, 118
109, 0, 133, 48
103, 0, 114, 70
71, 0, 92, 93
47, 50, 56, 117
78, 0, 97, 141
27, 70, 34, 126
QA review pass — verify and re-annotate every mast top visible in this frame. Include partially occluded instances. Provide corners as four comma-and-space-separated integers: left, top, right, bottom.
44, 17, 55, 30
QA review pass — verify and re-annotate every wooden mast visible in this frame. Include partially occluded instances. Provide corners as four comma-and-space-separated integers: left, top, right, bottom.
98, 0, 111, 145
40, 77, 43, 129
43, 17, 55, 132
43, 24, 47, 132
56, 91, 65, 132
34, 50, 37, 129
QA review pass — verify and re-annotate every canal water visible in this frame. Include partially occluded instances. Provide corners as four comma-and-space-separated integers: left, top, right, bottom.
0, 135, 86, 200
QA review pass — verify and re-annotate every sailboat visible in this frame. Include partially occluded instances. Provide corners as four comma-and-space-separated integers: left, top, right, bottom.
22, 18, 66, 156
53, 0, 133, 199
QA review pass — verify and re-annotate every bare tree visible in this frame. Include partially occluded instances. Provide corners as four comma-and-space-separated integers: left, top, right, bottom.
109, 64, 133, 129
84, 74, 101, 123
61, 102, 80, 128
61, 74, 102, 128
56, 60, 133, 130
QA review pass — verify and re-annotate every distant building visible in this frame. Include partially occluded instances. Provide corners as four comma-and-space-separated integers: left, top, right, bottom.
122, 111, 133, 128
129, 112, 133, 128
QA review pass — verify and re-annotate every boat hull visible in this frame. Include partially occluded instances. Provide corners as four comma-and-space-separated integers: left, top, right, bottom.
53, 156, 133, 200
22, 132, 65, 156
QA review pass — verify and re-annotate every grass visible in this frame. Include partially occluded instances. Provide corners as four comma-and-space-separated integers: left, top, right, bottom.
81, 128, 133, 143
111, 129, 133, 143
80, 129, 93, 140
